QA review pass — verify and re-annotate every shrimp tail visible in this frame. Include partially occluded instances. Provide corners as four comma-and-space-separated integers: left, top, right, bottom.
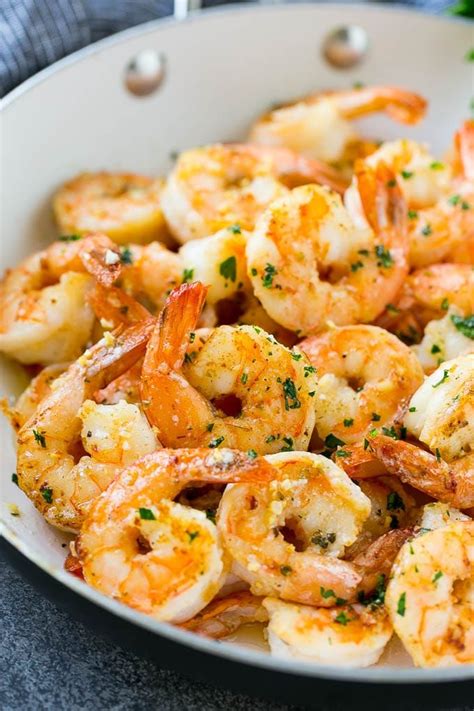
88, 283, 151, 328
78, 233, 122, 287
180, 591, 268, 639
147, 282, 207, 373
355, 161, 407, 235
369, 435, 458, 504
335, 86, 427, 125
455, 119, 474, 182
353, 527, 415, 596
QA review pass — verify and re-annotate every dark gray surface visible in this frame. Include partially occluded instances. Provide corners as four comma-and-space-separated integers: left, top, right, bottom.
0, 556, 300, 710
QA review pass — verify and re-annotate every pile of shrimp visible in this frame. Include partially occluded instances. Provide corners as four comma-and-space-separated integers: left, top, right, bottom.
2, 85, 473, 670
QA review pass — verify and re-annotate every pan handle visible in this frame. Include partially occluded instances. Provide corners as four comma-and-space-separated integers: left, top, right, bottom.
173, 0, 284, 20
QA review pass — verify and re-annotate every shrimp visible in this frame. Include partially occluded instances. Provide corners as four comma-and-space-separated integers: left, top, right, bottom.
217, 451, 371, 605
160, 144, 347, 244
385, 521, 474, 667
344, 139, 468, 267
246, 161, 408, 335
263, 598, 393, 667
418, 502, 471, 531
411, 307, 474, 374
180, 591, 268, 638
141, 282, 317, 454
0, 233, 122, 365
74, 448, 275, 622
368, 354, 474, 509
298, 325, 423, 445
376, 263, 474, 345
5, 363, 68, 431
16, 318, 157, 530
53, 172, 173, 246
249, 86, 426, 167
446, 120, 474, 264
350, 477, 415, 550
179, 226, 250, 305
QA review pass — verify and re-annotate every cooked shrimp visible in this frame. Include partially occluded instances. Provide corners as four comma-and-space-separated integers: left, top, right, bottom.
217, 451, 371, 605
263, 598, 392, 667
368, 356, 474, 509
344, 139, 467, 267
385, 521, 474, 667
0, 233, 122, 365
5, 363, 68, 431
376, 263, 474, 345
53, 172, 172, 246
160, 144, 347, 243
180, 591, 268, 638
141, 282, 317, 454
446, 120, 474, 264
246, 161, 408, 335
418, 502, 471, 531
352, 477, 415, 548
179, 226, 250, 305
249, 86, 426, 166
75, 448, 275, 622
16, 319, 156, 530
299, 325, 423, 445
412, 307, 474, 374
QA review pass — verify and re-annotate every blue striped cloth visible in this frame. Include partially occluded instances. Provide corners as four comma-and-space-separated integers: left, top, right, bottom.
0, 0, 452, 98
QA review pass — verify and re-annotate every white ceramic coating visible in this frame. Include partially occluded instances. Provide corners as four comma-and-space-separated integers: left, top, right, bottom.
1, 2, 473, 683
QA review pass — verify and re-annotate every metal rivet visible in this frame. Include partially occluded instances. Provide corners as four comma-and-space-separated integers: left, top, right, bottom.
124, 50, 166, 96
322, 26, 369, 69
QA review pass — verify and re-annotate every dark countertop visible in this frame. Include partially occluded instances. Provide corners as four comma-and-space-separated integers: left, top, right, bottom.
0, 554, 297, 710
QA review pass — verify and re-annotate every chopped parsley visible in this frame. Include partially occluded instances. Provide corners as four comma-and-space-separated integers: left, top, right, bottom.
435, 448, 441, 462
208, 436, 225, 448
357, 574, 386, 608
219, 256, 237, 282
206, 423, 214, 432
138, 507, 156, 520
432, 369, 449, 388
227, 223, 241, 234
247, 449, 258, 459
58, 234, 81, 242
421, 224, 432, 237
266, 434, 277, 443
320, 587, 336, 599
343, 418, 354, 427
280, 565, 292, 576
335, 611, 350, 625
11, 473, 19, 486
448, 194, 461, 206
386, 178, 397, 188
120, 247, 133, 264
409, 406, 417, 412
205, 509, 216, 524
451, 314, 474, 340
280, 436, 294, 452
32, 429, 46, 448
430, 161, 444, 170
241, 372, 248, 384
40, 486, 53, 504
432, 570, 443, 584
324, 433, 345, 450
441, 297, 450, 311
407, 209, 418, 220
351, 261, 364, 272
397, 592, 406, 616
386, 303, 400, 314
187, 530, 200, 542
282, 378, 301, 410
182, 268, 194, 283
371, 413, 381, 422
335, 449, 351, 458
311, 531, 336, 549
400, 170, 413, 180
303, 365, 316, 378
262, 263, 277, 288
291, 352, 302, 361
431, 343, 441, 354
375, 245, 393, 268
387, 491, 405, 511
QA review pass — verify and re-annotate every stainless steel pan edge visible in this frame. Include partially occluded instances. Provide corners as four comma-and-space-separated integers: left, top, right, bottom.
1, 2, 473, 686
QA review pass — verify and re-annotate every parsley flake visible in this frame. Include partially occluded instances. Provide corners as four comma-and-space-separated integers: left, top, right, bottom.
139, 507, 156, 520
219, 256, 237, 282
